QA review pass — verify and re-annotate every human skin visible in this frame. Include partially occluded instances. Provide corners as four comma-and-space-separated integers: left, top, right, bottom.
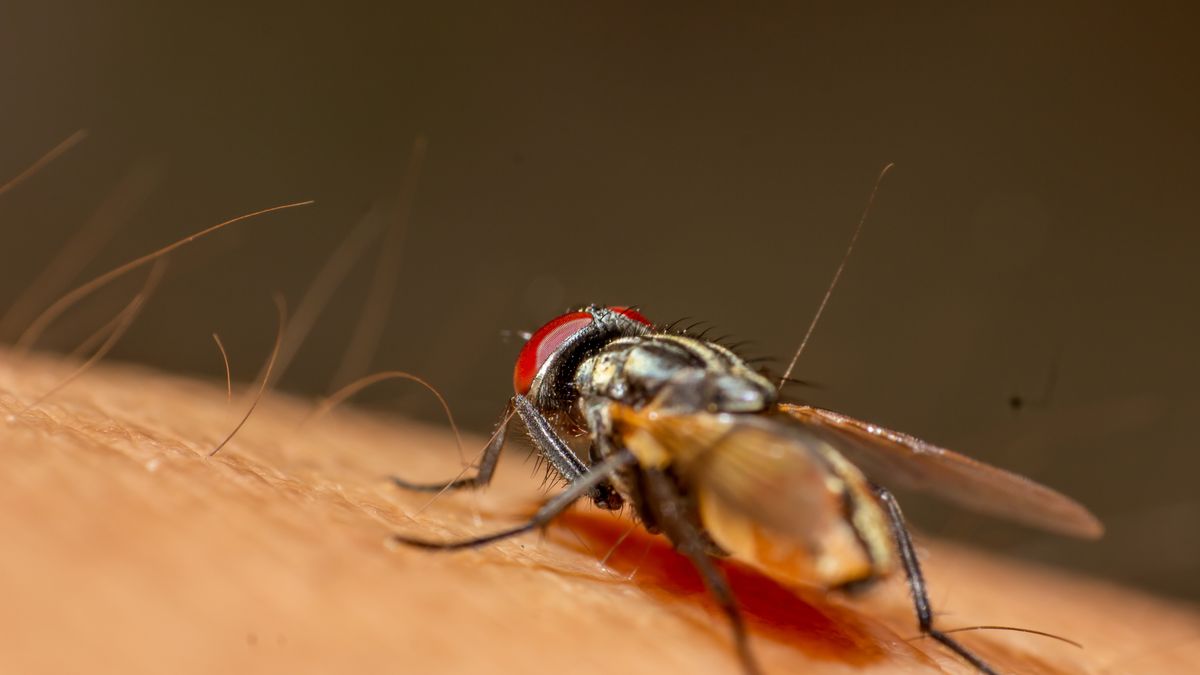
0, 350, 1197, 675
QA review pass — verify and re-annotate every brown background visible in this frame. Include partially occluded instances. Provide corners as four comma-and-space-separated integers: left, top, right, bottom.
1, 4, 1197, 601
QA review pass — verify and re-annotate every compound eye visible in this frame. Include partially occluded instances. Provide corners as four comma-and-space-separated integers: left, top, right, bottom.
609, 306, 652, 326
513, 311, 593, 394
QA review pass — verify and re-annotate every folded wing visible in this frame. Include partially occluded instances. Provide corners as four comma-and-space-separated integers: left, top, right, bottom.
777, 404, 1103, 539
610, 404, 893, 586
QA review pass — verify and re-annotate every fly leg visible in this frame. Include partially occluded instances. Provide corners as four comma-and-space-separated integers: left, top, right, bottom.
390, 399, 515, 491
392, 451, 636, 550
513, 394, 588, 480
391, 395, 621, 508
874, 486, 999, 675
514, 394, 622, 510
581, 399, 629, 511
642, 468, 763, 675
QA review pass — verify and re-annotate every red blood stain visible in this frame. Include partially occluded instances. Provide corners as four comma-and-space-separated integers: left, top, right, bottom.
555, 511, 890, 666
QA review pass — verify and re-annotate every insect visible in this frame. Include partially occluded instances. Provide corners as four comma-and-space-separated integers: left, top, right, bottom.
388, 302, 1103, 674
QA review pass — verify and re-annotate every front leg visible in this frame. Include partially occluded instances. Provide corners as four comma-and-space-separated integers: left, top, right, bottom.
513, 395, 623, 510
393, 450, 636, 550
390, 399, 515, 492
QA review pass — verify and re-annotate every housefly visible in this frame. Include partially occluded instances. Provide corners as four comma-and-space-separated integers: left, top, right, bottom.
389, 303, 1103, 675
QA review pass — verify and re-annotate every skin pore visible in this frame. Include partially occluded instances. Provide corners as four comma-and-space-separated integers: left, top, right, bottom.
1, 350, 1197, 675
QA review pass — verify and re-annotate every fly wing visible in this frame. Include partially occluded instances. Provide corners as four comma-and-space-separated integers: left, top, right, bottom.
778, 404, 1103, 539
610, 405, 891, 586
690, 417, 841, 540
613, 406, 833, 537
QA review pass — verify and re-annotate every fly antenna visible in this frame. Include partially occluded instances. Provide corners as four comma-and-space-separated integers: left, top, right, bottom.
0, 129, 87, 198
498, 329, 532, 344
209, 294, 287, 458
778, 162, 894, 389
907, 624, 1083, 649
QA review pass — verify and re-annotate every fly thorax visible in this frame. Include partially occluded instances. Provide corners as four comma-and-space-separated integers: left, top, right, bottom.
710, 372, 775, 411
575, 336, 777, 414
650, 368, 776, 414
573, 352, 619, 399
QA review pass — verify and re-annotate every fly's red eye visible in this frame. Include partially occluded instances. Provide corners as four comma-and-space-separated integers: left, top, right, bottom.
609, 306, 652, 326
513, 311, 593, 394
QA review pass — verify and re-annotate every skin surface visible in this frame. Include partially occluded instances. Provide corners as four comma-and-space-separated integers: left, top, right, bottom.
1, 349, 1197, 675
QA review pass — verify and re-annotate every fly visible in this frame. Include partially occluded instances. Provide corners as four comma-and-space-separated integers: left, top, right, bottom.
388, 171, 1102, 674
389, 303, 1102, 674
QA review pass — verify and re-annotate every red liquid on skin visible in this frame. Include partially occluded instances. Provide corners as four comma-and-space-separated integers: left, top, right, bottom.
555, 511, 900, 667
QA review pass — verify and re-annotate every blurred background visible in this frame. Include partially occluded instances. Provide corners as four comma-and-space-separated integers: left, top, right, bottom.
1, 4, 1196, 600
